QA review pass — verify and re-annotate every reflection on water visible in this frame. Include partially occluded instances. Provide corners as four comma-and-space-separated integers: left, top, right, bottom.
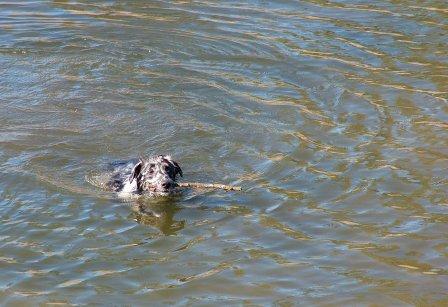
132, 198, 186, 235
1, 0, 448, 305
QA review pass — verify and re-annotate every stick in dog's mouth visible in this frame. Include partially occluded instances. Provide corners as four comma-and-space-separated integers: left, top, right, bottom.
177, 182, 242, 191
99, 155, 241, 197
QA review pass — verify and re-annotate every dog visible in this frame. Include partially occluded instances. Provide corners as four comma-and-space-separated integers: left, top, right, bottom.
106, 155, 183, 197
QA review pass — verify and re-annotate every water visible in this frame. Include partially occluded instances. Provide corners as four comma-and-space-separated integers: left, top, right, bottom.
1, 0, 447, 305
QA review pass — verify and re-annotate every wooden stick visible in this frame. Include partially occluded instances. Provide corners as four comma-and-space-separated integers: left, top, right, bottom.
178, 182, 242, 191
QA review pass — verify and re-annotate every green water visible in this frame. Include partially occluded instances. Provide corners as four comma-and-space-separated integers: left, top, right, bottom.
1, 0, 447, 305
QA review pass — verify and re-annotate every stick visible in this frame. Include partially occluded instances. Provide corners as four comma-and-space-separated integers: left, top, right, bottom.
178, 182, 242, 191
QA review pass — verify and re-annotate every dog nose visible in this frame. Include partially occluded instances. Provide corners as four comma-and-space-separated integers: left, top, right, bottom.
162, 182, 172, 190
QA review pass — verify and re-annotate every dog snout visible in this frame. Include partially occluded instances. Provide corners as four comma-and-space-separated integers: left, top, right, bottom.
161, 182, 173, 190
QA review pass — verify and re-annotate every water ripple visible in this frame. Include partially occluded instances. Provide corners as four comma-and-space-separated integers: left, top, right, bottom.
1, 0, 447, 305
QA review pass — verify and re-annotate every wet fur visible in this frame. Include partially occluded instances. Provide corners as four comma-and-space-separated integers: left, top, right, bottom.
106, 155, 182, 197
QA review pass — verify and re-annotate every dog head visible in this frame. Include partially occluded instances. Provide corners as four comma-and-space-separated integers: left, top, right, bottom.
130, 155, 182, 195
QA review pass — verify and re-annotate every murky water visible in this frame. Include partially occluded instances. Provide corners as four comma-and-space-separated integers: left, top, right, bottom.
1, 0, 447, 305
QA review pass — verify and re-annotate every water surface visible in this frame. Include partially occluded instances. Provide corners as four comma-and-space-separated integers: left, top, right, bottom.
1, 0, 447, 305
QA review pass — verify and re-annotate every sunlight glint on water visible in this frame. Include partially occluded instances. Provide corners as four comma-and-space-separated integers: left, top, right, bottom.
0, 0, 447, 305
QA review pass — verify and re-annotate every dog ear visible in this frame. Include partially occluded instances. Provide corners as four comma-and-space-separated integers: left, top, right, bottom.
131, 161, 144, 190
172, 160, 183, 178
131, 161, 143, 180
